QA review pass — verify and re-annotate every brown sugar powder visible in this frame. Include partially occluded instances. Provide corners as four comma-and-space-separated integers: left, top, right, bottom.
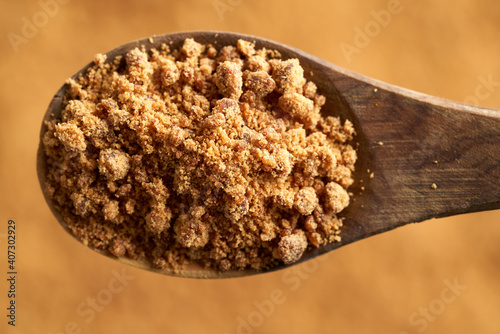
42, 38, 357, 271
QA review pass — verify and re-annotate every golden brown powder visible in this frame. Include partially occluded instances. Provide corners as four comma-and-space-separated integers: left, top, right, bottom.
42, 38, 357, 271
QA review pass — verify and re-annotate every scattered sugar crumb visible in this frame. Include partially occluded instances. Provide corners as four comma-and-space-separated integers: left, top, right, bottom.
42, 38, 357, 272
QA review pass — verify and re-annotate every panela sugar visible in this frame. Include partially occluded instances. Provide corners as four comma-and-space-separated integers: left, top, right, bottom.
42, 38, 357, 271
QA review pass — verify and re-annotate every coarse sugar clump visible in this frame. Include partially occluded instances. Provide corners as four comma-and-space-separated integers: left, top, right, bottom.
42, 38, 357, 271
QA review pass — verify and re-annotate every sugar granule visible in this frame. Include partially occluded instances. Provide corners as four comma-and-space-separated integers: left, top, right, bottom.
42, 38, 357, 271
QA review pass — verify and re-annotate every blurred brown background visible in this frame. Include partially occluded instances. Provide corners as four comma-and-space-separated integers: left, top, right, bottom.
1, 0, 499, 333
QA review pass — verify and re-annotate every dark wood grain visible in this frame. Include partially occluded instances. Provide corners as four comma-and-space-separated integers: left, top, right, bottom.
37, 31, 500, 278
305, 56, 500, 259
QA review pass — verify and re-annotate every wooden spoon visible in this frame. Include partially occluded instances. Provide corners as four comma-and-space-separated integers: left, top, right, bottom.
37, 31, 500, 278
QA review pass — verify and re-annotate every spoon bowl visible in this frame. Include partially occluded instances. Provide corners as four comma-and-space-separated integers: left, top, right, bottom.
38, 31, 500, 278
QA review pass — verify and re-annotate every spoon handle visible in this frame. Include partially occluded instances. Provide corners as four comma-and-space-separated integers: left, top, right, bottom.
330, 69, 500, 231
